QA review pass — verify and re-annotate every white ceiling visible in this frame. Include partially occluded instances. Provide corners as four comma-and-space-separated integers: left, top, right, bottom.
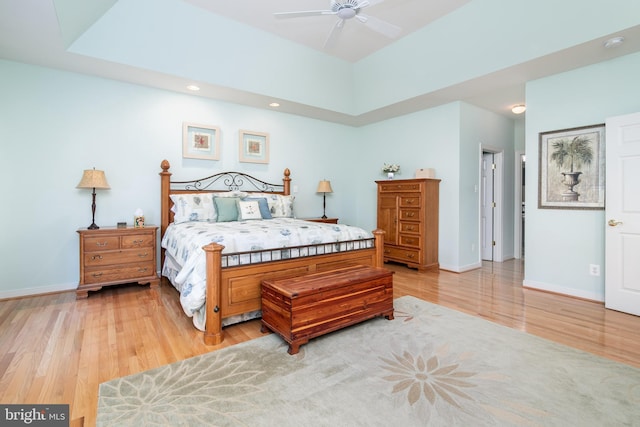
0, 0, 639, 125
184, 0, 472, 63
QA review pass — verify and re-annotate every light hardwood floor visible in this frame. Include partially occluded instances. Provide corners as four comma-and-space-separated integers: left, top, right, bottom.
1, 259, 639, 426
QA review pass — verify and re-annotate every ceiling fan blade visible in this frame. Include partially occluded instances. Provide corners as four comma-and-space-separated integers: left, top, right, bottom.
323, 19, 345, 49
274, 10, 335, 19
356, 13, 402, 38
355, 0, 371, 9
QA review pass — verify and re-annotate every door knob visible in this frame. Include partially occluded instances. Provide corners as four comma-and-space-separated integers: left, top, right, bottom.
608, 219, 623, 227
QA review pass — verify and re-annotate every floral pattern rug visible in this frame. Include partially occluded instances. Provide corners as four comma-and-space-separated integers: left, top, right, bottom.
97, 296, 640, 426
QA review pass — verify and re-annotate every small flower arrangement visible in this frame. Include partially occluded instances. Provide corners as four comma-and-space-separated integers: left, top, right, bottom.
382, 163, 400, 173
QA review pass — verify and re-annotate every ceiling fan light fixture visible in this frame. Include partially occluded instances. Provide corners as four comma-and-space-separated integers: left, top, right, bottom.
511, 104, 526, 114
604, 36, 624, 49
337, 7, 356, 20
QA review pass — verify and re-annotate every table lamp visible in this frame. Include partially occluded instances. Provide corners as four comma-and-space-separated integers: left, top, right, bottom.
76, 168, 110, 229
316, 180, 333, 219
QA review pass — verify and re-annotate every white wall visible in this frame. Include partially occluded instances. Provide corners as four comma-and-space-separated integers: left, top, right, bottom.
524, 51, 640, 300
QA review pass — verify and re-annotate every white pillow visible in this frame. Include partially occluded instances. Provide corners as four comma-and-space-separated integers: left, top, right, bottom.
170, 193, 216, 223
237, 200, 263, 220
251, 193, 295, 218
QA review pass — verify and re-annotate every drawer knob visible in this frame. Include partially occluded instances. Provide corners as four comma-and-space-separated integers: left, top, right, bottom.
407, 254, 415, 258
91, 272, 103, 278
133, 239, 144, 245
91, 255, 103, 261
96, 242, 108, 247
138, 252, 149, 258
138, 267, 148, 273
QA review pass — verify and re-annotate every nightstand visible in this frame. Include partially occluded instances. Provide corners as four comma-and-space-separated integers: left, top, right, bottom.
303, 217, 339, 224
77, 226, 160, 299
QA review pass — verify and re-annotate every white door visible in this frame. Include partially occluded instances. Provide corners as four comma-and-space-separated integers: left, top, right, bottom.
605, 111, 640, 315
481, 152, 494, 261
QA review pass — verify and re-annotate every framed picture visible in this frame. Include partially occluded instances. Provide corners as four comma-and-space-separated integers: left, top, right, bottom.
182, 122, 220, 160
538, 123, 605, 210
239, 130, 269, 164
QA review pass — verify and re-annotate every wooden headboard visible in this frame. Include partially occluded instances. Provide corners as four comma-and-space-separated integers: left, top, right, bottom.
159, 159, 291, 238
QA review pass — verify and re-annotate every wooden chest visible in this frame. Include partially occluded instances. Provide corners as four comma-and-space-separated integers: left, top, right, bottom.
261, 265, 394, 354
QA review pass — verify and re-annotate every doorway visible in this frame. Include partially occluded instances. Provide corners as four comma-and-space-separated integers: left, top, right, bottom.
480, 148, 503, 262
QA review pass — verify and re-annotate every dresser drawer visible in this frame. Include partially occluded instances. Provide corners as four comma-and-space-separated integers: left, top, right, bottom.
398, 234, 421, 248
399, 194, 421, 207
400, 222, 422, 234
83, 262, 156, 284
399, 208, 421, 220
121, 233, 154, 248
83, 236, 120, 252
384, 246, 420, 263
379, 182, 422, 192
84, 248, 154, 267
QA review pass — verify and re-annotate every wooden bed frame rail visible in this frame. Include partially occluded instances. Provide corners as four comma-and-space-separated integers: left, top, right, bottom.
159, 160, 384, 345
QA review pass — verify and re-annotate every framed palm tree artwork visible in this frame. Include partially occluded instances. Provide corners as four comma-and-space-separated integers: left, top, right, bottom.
538, 123, 605, 210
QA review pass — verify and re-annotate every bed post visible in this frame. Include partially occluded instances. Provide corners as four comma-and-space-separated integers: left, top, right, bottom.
203, 242, 225, 345
373, 229, 385, 268
283, 168, 291, 195
160, 160, 171, 239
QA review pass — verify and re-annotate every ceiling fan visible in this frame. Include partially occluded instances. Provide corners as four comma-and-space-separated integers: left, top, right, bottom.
274, 0, 402, 48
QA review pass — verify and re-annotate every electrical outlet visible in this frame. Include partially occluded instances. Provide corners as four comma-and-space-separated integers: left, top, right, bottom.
589, 264, 600, 276
293, 185, 299, 193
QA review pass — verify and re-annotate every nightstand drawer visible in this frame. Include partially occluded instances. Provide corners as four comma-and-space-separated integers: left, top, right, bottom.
83, 249, 154, 266
121, 233, 154, 248
83, 262, 156, 284
83, 236, 120, 251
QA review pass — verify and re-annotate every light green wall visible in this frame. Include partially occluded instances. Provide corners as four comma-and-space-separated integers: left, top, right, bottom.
524, 51, 640, 300
68, 0, 355, 115
354, 0, 640, 113
0, 59, 355, 297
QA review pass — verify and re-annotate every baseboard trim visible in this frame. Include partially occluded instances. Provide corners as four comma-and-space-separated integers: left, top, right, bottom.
523, 279, 604, 302
439, 262, 482, 273
0, 282, 77, 301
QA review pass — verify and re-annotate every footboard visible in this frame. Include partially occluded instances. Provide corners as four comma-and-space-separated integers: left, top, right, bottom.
202, 229, 385, 345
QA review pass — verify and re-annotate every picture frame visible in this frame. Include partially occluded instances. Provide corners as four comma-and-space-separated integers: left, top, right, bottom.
182, 122, 220, 160
239, 130, 269, 164
538, 123, 605, 210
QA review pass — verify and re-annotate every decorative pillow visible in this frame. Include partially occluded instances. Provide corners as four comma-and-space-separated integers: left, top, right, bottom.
236, 200, 263, 220
244, 197, 272, 219
251, 193, 295, 218
213, 197, 240, 222
170, 193, 216, 223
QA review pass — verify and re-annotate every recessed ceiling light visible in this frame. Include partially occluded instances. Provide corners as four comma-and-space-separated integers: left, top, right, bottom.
269, 102, 280, 108
511, 104, 526, 114
604, 36, 624, 49
186, 85, 200, 91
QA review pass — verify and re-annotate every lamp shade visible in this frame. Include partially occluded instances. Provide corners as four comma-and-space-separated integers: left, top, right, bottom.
76, 169, 110, 189
316, 180, 333, 193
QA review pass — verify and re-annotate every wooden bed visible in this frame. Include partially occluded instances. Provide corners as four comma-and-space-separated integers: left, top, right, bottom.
159, 160, 384, 345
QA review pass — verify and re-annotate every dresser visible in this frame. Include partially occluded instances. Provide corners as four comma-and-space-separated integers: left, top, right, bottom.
77, 226, 160, 299
376, 178, 440, 271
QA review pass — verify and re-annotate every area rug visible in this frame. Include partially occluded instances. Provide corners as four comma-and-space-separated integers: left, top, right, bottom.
97, 296, 640, 426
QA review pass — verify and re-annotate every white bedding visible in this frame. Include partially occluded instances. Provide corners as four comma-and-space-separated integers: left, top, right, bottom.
161, 218, 374, 330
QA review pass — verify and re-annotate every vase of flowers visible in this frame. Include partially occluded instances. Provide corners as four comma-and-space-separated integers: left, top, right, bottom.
382, 163, 400, 179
